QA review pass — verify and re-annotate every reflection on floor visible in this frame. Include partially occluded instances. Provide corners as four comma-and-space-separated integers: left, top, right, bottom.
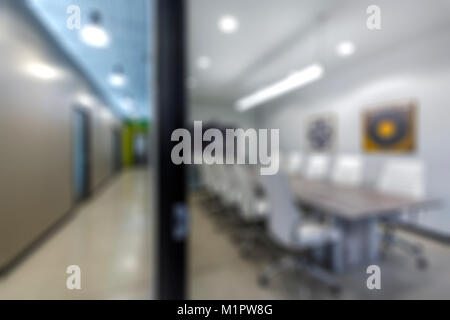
189, 191, 450, 300
0, 169, 153, 300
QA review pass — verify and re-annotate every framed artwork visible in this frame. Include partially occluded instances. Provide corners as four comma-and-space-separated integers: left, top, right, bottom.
362, 100, 417, 153
306, 113, 337, 152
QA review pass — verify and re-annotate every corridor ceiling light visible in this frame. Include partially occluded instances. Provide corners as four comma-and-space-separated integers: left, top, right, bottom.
80, 11, 110, 48
120, 96, 135, 114
25, 62, 61, 80
236, 64, 324, 112
109, 65, 127, 87
109, 73, 126, 87
197, 56, 211, 70
81, 25, 109, 47
336, 41, 355, 57
218, 15, 239, 34
77, 93, 95, 107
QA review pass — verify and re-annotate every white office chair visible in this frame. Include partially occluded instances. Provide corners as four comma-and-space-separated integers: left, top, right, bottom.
377, 159, 428, 269
221, 164, 242, 206
224, 165, 271, 255
377, 159, 425, 199
304, 154, 330, 181
282, 152, 303, 176
258, 172, 341, 293
201, 163, 243, 230
200, 163, 216, 193
232, 165, 268, 223
199, 162, 226, 218
331, 155, 364, 187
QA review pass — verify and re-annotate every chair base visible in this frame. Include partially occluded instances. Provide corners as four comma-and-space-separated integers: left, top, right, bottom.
381, 226, 429, 270
258, 254, 341, 297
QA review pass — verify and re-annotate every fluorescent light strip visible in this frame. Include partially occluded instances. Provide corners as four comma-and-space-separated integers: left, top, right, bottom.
235, 63, 324, 112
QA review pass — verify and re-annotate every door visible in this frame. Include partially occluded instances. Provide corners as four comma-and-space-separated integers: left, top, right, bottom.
72, 108, 90, 202
112, 128, 122, 172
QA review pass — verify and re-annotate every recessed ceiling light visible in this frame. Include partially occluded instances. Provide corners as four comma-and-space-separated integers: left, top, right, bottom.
197, 56, 211, 70
336, 41, 355, 57
120, 96, 135, 114
218, 15, 239, 34
80, 11, 109, 48
109, 73, 126, 87
109, 65, 127, 87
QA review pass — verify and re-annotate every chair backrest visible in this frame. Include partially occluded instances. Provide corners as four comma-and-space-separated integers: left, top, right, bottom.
283, 152, 303, 176
209, 163, 228, 196
377, 159, 426, 198
304, 154, 330, 181
231, 165, 260, 220
200, 164, 214, 191
331, 154, 363, 187
211, 164, 241, 206
259, 173, 302, 248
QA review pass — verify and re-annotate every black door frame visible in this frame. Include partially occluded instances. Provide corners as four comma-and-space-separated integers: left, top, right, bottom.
155, 0, 187, 300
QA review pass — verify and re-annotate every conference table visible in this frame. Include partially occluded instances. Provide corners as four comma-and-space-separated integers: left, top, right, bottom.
288, 176, 439, 272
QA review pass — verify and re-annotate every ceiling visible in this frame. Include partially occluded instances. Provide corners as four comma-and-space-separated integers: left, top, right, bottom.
188, 0, 450, 109
24, 0, 450, 118
26, 0, 152, 120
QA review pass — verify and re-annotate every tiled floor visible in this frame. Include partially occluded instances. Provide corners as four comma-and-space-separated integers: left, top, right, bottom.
1, 169, 450, 299
189, 191, 450, 300
0, 168, 153, 299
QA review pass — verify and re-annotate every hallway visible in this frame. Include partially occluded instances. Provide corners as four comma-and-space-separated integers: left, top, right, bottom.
0, 169, 153, 300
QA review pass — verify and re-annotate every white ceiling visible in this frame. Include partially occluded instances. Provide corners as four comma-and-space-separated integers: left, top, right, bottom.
188, 0, 450, 108
27, 0, 152, 120
24, 0, 450, 118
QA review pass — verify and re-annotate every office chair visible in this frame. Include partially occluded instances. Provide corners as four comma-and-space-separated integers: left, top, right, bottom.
282, 152, 303, 176
377, 159, 428, 269
228, 164, 270, 255
200, 163, 216, 193
204, 162, 234, 206
304, 154, 330, 181
199, 162, 225, 212
220, 164, 242, 207
258, 172, 342, 294
331, 154, 363, 187
199, 159, 237, 220
232, 165, 268, 222
202, 163, 245, 231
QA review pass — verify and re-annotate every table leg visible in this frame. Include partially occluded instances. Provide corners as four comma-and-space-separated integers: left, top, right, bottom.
334, 218, 381, 272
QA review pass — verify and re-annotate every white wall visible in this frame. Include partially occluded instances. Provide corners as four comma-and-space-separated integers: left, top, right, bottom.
258, 26, 450, 235
0, 2, 121, 268
190, 102, 256, 129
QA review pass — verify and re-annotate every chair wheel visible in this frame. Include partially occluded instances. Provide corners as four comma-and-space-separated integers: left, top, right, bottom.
240, 247, 251, 258
231, 234, 242, 244
416, 257, 428, 270
329, 285, 342, 296
258, 275, 269, 287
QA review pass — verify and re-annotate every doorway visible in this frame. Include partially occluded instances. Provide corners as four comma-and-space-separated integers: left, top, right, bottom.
72, 108, 91, 202
112, 128, 122, 172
